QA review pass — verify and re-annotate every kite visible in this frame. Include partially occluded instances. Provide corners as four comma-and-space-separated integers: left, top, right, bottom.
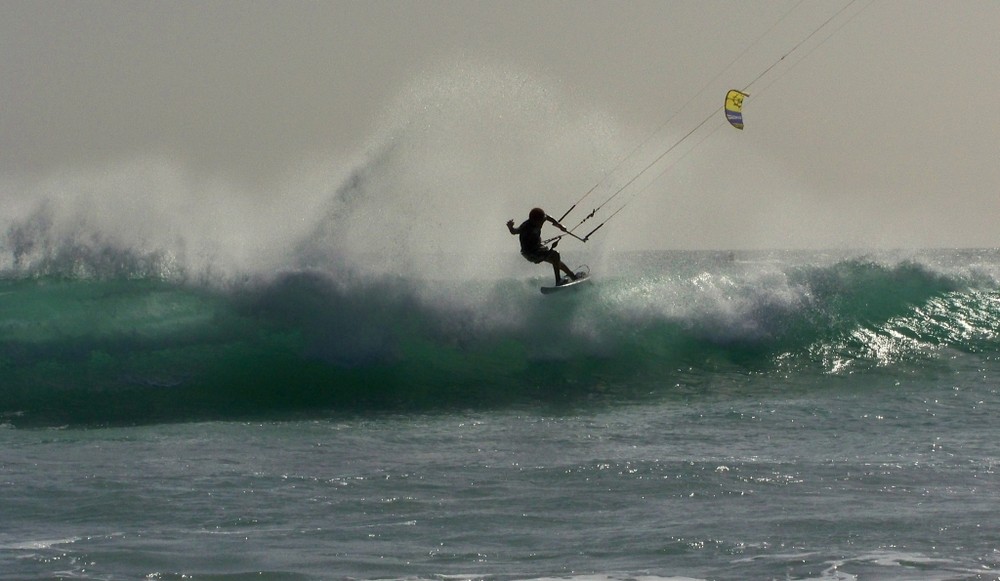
725, 90, 749, 130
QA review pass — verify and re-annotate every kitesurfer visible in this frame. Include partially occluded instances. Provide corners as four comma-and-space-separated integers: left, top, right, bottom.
506, 207, 578, 285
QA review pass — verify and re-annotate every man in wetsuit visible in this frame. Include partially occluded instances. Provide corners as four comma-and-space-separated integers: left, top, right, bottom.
506, 207, 578, 286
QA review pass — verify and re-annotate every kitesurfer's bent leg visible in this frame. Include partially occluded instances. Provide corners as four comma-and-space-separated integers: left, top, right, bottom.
544, 250, 577, 285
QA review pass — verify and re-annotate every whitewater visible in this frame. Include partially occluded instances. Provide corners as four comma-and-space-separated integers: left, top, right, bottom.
2, 73, 1000, 580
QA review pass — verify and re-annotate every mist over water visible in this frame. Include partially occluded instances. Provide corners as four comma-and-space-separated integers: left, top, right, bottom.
299, 62, 626, 282
0, 159, 325, 283
1, 62, 626, 291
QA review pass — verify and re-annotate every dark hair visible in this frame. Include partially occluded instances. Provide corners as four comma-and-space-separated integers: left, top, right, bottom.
529, 207, 546, 221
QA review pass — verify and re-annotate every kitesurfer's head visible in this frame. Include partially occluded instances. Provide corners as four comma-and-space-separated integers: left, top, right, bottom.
529, 207, 546, 223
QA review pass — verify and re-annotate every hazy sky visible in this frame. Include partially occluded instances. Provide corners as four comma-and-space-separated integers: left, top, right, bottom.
3, 0, 999, 250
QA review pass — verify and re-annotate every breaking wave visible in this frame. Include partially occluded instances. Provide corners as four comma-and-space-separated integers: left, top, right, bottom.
2, 250, 999, 427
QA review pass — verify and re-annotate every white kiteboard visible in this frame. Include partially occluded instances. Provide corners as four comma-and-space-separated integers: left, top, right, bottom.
540, 271, 591, 295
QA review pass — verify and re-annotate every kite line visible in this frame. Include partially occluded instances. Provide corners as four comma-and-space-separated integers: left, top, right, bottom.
544, 0, 872, 246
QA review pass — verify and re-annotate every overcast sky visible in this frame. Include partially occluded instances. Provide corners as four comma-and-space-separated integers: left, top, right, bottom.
3, 0, 999, 250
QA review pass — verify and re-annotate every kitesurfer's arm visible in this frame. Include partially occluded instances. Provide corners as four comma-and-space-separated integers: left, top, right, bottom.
545, 215, 569, 233
506, 219, 519, 234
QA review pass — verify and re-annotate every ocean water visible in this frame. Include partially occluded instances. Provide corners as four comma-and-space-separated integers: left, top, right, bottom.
2, 247, 1000, 580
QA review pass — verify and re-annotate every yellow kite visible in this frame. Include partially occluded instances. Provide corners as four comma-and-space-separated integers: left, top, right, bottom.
725, 90, 749, 130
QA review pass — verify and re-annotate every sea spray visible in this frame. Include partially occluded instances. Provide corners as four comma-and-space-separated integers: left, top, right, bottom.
1, 61, 626, 290
0, 158, 328, 283
298, 59, 625, 281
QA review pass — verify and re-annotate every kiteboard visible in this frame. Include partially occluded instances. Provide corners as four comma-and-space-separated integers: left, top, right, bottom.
540, 271, 591, 295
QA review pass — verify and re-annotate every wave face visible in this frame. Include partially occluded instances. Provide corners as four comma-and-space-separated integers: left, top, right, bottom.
3, 250, 1000, 427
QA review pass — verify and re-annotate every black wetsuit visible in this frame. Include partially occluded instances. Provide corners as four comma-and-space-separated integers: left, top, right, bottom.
517, 219, 552, 263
